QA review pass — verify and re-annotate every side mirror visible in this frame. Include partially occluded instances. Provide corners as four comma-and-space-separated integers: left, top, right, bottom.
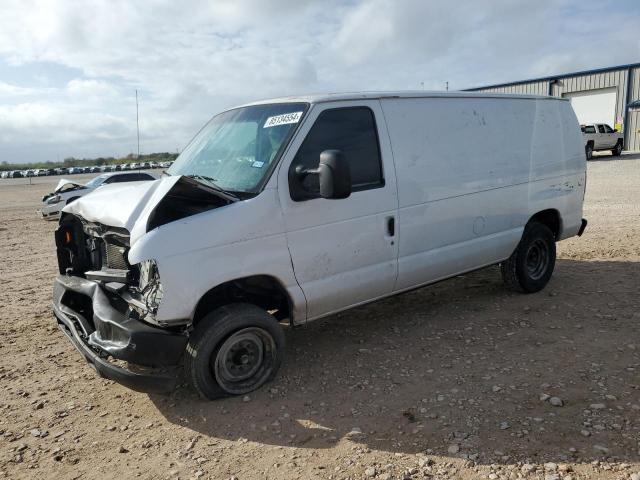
295, 150, 351, 199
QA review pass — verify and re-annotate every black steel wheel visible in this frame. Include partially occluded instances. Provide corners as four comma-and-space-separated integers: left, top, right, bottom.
185, 303, 285, 400
212, 327, 278, 395
501, 222, 556, 293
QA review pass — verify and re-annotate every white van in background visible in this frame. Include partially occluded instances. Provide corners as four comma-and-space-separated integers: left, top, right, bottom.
52, 92, 587, 399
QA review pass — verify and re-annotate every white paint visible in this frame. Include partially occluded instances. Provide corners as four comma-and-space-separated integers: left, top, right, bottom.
62, 91, 586, 327
563, 88, 617, 126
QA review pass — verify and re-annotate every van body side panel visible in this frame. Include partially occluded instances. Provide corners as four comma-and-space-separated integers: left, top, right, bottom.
381, 97, 584, 292
276, 101, 400, 321
527, 100, 585, 239
382, 97, 535, 291
128, 188, 306, 324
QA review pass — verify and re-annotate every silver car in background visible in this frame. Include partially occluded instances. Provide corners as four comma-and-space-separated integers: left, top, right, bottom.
39, 171, 157, 219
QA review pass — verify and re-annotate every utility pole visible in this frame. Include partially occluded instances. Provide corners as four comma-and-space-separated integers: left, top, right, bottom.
420, 81, 424, 91
135, 89, 140, 158
445, 81, 449, 91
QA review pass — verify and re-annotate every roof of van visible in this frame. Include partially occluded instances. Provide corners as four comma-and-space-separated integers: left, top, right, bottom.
241, 90, 566, 106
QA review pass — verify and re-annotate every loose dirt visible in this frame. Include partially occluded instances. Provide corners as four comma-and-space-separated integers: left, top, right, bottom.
1, 155, 638, 480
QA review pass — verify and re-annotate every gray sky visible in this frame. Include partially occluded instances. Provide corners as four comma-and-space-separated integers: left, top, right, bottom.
1, 0, 638, 164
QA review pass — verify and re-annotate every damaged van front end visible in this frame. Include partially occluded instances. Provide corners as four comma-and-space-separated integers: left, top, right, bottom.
52, 176, 235, 392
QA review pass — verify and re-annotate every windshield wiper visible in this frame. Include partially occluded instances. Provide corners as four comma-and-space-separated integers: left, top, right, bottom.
185, 174, 239, 201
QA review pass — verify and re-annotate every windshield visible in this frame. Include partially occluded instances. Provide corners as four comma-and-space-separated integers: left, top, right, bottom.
168, 103, 308, 193
85, 174, 109, 188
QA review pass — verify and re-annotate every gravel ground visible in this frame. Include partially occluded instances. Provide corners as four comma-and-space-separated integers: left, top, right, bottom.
0, 154, 639, 480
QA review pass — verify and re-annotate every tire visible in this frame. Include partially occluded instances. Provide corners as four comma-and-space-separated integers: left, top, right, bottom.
185, 303, 285, 400
585, 143, 593, 160
501, 222, 556, 293
612, 142, 622, 157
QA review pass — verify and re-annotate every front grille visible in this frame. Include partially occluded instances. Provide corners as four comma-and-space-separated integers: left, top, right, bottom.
101, 241, 128, 270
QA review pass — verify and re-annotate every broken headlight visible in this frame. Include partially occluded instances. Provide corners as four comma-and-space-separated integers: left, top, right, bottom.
138, 259, 164, 314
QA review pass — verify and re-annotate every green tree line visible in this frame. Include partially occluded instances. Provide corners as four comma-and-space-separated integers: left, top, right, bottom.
0, 152, 178, 172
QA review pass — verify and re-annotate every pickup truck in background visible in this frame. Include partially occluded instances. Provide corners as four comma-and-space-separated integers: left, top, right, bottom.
581, 123, 623, 160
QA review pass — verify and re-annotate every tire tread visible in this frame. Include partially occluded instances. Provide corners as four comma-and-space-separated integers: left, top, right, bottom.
185, 303, 284, 400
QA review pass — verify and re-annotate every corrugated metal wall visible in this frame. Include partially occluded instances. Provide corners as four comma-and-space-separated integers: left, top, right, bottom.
478, 80, 549, 96
628, 66, 640, 151
550, 68, 628, 126
473, 66, 640, 151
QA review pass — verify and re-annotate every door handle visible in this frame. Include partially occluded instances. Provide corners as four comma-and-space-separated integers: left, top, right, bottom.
386, 216, 395, 237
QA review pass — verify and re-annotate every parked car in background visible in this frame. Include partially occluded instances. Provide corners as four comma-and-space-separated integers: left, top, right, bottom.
39, 171, 157, 219
52, 91, 587, 399
581, 123, 624, 159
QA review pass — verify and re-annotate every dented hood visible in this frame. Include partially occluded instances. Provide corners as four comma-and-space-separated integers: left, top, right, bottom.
54, 178, 85, 193
63, 176, 181, 242
62, 175, 233, 244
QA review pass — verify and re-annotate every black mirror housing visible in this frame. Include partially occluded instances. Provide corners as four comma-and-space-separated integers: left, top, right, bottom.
292, 149, 351, 200
317, 150, 351, 199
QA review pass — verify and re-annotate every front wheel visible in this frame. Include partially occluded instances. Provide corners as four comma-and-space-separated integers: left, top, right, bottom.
501, 222, 556, 293
185, 303, 285, 400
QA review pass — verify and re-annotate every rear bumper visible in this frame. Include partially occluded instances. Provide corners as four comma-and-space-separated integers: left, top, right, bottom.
577, 218, 588, 237
52, 275, 188, 393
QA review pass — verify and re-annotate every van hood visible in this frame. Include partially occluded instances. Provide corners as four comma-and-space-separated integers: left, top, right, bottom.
62, 175, 234, 244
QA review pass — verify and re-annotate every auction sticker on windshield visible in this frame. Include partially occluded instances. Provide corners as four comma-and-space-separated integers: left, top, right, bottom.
263, 111, 303, 128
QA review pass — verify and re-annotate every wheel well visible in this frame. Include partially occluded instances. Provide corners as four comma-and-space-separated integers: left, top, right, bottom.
529, 209, 561, 239
192, 275, 292, 326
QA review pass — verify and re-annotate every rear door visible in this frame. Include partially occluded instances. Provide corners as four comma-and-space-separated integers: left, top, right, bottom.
602, 124, 617, 148
596, 124, 608, 148
277, 101, 399, 320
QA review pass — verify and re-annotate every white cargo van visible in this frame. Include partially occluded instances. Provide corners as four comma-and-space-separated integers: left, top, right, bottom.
53, 92, 587, 399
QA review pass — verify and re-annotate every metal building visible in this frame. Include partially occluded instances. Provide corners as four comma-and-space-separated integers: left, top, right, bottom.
466, 63, 640, 151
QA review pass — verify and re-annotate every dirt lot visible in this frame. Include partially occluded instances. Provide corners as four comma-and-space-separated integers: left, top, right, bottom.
0, 155, 639, 480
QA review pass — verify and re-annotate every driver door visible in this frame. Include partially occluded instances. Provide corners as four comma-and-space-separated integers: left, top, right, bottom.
277, 101, 399, 321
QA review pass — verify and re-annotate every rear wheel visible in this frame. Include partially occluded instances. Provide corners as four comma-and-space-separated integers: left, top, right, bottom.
185, 303, 285, 400
612, 141, 622, 157
585, 143, 593, 160
501, 222, 556, 293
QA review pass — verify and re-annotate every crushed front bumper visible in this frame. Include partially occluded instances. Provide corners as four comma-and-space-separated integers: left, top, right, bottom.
52, 275, 188, 393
